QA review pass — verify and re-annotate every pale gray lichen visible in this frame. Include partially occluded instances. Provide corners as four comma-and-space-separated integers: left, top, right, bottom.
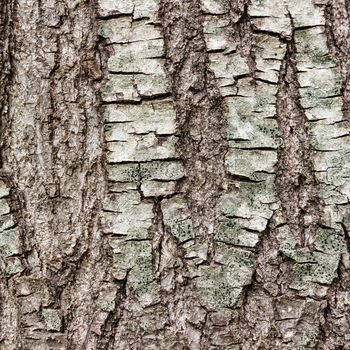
42, 309, 62, 332
0, 180, 10, 198
162, 197, 194, 243
0, 228, 21, 257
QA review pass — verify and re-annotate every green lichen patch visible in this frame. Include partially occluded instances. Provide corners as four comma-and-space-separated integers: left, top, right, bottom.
112, 240, 157, 302
98, 0, 134, 14
108, 40, 164, 74
0, 228, 21, 257
200, 0, 228, 14
0, 199, 10, 216
307, 121, 350, 151
196, 244, 255, 310
98, 0, 160, 20
102, 192, 153, 238
295, 27, 335, 70
102, 74, 140, 103
0, 215, 15, 232
0, 180, 10, 198
184, 242, 208, 264
226, 81, 277, 118
97, 285, 117, 312
107, 163, 140, 183
106, 134, 178, 163
196, 266, 246, 310
227, 114, 282, 150
134, 281, 161, 307
299, 69, 341, 109
278, 224, 343, 289
42, 309, 62, 332
98, 17, 161, 43
109, 182, 138, 193
112, 240, 152, 270
290, 252, 340, 291
135, 73, 170, 98
140, 161, 185, 182
104, 101, 176, 135
218, 178, 276, 221
304, 97, 343, 123
209, 52, 249, 92
288, 1, 325, 28
203, 15, 235, 52
98, 0, 133, 16
162, 197, 194, 242
133, 0, 159, 20
141, 180, 177, 197
314, 228, 346, 254
226, 148, 277, 181
255, 34, 286, 83
215, 218, 259, 247
103, 191, 142, 213
249, 0, 291, 34
5, 257, 24, 275
214, 243, 255, 272
312, 149, 347, 173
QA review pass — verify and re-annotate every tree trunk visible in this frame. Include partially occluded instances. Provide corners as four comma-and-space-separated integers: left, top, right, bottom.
1, 0, 350, 349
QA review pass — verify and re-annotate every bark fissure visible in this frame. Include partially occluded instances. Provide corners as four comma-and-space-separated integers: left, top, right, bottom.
275, 21, 322, 248
325, 0, 350, 121
0, 0, 15, 170
160, 0, 228, 262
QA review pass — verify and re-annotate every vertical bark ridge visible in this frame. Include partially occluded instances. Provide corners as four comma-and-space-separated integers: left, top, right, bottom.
0, 0, 109, 348
233, 1, 350, 348
235, 15, 326, 348
0, 1, 25, 348
196, 0, 283, 347
160, 0, 228, 263
316, 1, 350, 348
325, 0, 350, 121
160, 2, 237, 348
97, 1, 203, 348
0, 0, 15, 169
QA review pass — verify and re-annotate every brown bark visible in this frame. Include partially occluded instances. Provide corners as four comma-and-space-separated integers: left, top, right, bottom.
1, 0, 350, 349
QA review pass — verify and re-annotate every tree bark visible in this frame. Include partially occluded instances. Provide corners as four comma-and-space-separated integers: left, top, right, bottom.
1, 0, 350, 349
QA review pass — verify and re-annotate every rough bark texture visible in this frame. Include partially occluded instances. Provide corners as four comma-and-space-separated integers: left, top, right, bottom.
1, 0, 350, 349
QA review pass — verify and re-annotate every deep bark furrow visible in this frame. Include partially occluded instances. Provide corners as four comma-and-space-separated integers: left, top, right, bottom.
316, 1, 350, 348
0, 0, 15, 169
160, 0, 228, 262
228, 0, 256, 75
325, 0, 350, 121
275, 27, 322, 250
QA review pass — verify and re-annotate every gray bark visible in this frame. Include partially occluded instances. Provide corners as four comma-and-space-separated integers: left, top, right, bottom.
1, 0, 350, 349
